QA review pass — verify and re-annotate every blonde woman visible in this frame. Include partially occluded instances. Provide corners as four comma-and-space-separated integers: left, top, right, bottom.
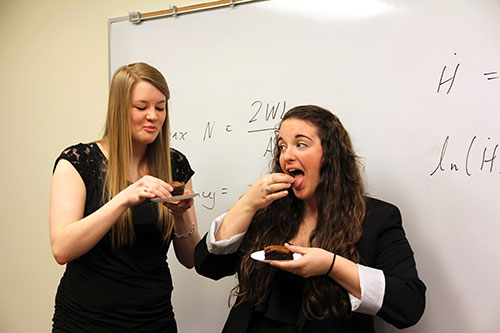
49, 63, 200, 332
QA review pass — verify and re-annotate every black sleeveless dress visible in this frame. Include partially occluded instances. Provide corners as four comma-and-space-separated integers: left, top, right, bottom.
52, 143, 194, 332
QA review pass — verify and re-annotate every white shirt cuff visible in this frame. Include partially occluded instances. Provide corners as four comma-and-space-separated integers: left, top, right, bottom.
206, 212, 247, 255
349, 264, 385, 315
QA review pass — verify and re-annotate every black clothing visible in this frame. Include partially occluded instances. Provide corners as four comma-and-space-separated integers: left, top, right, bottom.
195, 197, 426, 332
52, 143, 194, 332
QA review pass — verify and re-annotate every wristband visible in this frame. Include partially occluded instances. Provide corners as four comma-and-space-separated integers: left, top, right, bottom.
325, 253, 337, 276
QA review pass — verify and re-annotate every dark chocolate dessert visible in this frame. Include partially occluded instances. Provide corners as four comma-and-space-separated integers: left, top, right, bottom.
171, 181, 185, 196
264, 245, 293, 260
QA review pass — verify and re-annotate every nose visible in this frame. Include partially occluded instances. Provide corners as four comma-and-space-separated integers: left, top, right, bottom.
145, 107, 159, 121
281, 146, 295, 162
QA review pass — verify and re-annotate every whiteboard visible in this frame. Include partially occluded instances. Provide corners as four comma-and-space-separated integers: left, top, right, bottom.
109, 1, 500, 332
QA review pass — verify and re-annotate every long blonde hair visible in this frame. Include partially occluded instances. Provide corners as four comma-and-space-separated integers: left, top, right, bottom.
102, 62, 173, 248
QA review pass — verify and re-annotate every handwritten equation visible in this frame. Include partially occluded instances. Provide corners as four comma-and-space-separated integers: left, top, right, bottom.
170, 55, 499, 192
437, 52, 499, 94
197, 187, 228, 210
172, 99, 288, 157
248, 100, 286, 157
430, 136, 499, 176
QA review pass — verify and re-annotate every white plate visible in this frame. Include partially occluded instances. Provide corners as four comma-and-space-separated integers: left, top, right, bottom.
150, 193, 199, 203
250, 250, 302, 263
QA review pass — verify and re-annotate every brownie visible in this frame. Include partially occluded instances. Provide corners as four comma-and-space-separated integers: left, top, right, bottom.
264, 245, 293, 260
171, 181, 185, 196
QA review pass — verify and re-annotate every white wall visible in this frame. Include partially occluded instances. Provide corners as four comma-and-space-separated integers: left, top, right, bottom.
0, 1, 192, 332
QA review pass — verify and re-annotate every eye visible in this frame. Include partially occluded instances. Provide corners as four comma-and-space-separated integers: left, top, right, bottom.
278, 144, 286, 151
156, 107, 165, 111
297, 142, 307, 148
135, 106, 147, 111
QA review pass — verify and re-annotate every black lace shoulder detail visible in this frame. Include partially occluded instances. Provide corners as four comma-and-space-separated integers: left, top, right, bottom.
170, 148, 194, 183
54, 143, 107, 195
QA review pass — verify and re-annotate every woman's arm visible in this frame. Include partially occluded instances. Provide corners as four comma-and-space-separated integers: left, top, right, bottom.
216, 173, 294, 241
273, 202, 426, 328
49, 159, 171, 265
369, 204, 426, 328
168, 179, 201, 268
195, 233, 241, 280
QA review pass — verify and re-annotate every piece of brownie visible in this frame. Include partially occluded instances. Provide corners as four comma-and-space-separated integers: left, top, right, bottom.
171, 181, 185, 196
264, 245, 293, 260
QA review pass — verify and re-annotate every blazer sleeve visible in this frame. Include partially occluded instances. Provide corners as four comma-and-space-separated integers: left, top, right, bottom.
194, 234, 241, 281
359, 199, 426, 329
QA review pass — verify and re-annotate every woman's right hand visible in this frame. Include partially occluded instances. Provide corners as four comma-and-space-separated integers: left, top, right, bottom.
215, 173, 294, 241
118, 175, 174, 207
239, 173, 295, 213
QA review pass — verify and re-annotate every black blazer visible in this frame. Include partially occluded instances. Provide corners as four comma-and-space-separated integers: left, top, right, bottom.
195, 197, 426, 332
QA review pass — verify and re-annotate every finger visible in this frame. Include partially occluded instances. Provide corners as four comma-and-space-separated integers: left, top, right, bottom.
267, 182, 293, 194
148, 185, 170, 199
269, 260, 296, 271
155, 181, 176, 198
284, 243, 307, 255
164, 199, 192, 210
270, 173, 295, 184
142, 176, 173, 194
145, 175, 172, 190
140, 185, 156, 198
269, 260, 285, 269
266, 190, 289, 201
139, 192, 155, 203
181, 198, 194, 206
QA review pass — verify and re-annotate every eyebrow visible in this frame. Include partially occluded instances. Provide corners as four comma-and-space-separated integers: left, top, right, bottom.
133, 99, 166, 104
278, 134, 313, 142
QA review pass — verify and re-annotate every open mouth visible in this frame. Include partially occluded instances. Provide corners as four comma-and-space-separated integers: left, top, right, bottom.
287, 168, 305, 189
287, 169, 304, 178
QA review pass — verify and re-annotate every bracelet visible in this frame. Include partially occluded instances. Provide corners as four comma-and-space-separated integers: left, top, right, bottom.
325, 253, 337, 276
173, 222, 195, 239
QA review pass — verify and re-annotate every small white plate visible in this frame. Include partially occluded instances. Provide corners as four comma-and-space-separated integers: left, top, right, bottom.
250, 250, 302, 263
150, 193, 199, 203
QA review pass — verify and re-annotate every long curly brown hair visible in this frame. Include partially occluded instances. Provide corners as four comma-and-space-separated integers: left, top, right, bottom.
235, 105, 366, 319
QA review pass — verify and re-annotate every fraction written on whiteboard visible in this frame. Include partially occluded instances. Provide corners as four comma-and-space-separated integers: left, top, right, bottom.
171, 99, 289, 157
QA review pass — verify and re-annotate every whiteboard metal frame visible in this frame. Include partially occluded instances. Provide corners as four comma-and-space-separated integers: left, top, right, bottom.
107, 0, 268, 85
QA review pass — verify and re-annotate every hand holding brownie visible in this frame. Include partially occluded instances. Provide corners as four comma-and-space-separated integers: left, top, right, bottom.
269, 244, 334, 278
215, 173, 293, 241
170, 181, 186, 196
163, 181, 194, 215
242, 173, 294, 212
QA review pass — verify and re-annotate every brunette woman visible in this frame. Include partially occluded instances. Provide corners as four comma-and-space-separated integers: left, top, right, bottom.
195, 105, 425, 332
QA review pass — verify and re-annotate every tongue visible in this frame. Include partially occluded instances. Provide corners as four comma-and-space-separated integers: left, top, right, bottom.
292, 174, 304, 189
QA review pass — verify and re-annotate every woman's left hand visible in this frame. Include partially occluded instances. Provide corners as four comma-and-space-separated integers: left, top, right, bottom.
270, 243, 334, 278
163, 189, 194, 215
